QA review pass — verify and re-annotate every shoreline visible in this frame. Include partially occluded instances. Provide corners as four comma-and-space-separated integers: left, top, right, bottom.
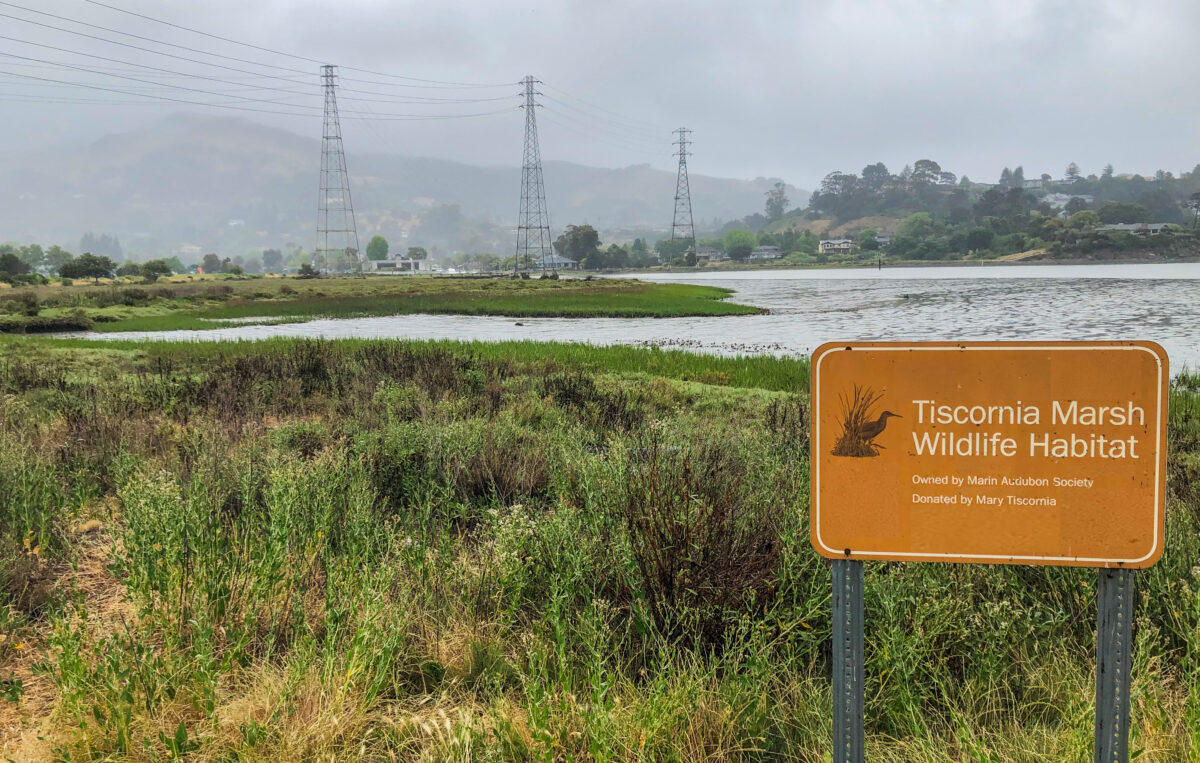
588, 254, 1200, 275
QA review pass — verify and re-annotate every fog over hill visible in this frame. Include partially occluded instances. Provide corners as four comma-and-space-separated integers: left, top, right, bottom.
0, 114, 803, 259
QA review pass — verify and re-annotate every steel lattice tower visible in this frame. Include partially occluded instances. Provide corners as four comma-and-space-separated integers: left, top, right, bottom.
315, 64, 360, 273
514, 75, 552, 274
670, 127, 695, 251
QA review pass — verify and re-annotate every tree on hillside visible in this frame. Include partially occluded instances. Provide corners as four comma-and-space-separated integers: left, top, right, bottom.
858, 230, 879, 251
764, 182, 790, 222
1012, 166, 1025, 187
44, 245, 73, 273
655, 238, 691, 262
1102, 164, 1115, 180
1066, 162, 1081, 181
1096, 201, 1149, 224
1186, 192, 1200, 228
998, 167, 1012, 188
141, 259, 173, 282
1063, 197, 1090, 216
1067, 210, 1101, 230
116, 261, 142, 277
862, 162, 890, 191
911, 159, 942, 186
723, 229, 755, 261
262, 249, 283, 272
201, 253, 222, 273
406, 246, 428, 260
366, 235, 389, 261
18, 244, 44, 271
553, 225, 601, 267
0, 250, 29, 276
604, 244, 630, 269
59, 253, 116, 283
964, 227, 995, 251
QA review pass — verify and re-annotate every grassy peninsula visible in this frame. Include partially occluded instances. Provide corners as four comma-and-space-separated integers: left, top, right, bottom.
0, 275, 761, 334
1, 337, 1198, 760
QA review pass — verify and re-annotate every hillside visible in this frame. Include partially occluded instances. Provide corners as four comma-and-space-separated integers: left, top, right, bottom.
0, 113, 804, 258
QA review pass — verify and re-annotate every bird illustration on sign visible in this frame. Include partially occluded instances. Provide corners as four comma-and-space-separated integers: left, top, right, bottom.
832, 385, 902, 457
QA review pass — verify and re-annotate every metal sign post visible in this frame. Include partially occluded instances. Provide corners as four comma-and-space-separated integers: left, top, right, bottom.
832, 559, 864, 763
1094, 568, 1135, 763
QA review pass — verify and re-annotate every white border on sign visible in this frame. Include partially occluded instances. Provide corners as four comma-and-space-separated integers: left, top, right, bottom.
812, 343, 1165, 565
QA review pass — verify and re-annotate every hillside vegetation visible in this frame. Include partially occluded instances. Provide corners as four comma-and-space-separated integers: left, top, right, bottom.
1, 338, 1198, 760
763, 159, 1200, 263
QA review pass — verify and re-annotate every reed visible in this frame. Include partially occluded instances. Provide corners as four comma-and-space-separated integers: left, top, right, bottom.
831, 384, 885, 457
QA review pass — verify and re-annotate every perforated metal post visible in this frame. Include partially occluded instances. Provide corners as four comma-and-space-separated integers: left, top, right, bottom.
832, 559, 864, 763
1094, 568, 1134, 763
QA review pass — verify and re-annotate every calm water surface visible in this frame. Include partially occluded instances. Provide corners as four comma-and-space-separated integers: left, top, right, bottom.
80, 263, 1200, 368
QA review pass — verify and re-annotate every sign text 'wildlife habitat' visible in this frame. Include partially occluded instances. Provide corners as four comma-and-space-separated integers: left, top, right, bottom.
810, 341, 1167, 568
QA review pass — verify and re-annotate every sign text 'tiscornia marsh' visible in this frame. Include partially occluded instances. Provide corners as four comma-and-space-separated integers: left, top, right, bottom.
810, 341, 1167, 568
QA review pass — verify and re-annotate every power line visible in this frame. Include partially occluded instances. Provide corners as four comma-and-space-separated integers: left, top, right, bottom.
81, 0, 514, 87
540, 81, 667, 131
540, 93, 663, 141
538, 112, 663, 160
0, 34, 318, 96
539, 104, 665, 154
0, 69, 517, 121
0, 39, 513, 106
0, 69, 320, 116
0, 1, 313, 75
0, 51, 320, 107
0, 9, 318, 85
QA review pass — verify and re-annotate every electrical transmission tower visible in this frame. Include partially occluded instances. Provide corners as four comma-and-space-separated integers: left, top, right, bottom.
315, 64, 360, 274
515, 75, 552, 274
670, 127, 696, 253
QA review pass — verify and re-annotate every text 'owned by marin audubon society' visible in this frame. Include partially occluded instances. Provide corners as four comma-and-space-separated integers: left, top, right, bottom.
909, 399, 1147, 459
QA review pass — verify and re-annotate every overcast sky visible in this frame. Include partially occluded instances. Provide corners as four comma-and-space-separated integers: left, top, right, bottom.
2, 0, 1199, 190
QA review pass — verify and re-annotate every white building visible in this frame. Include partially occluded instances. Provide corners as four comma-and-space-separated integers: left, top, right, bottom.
531, 253, 578, 271
819, 239, 854, 255
366, 258, 424, 273
748, 245, 782, 261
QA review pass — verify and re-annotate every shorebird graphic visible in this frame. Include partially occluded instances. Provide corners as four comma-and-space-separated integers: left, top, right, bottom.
832, 386, 900, 457
860, 410, 902, 445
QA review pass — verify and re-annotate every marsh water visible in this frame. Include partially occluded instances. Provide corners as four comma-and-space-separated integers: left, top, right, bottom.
82, 263, 1200, 368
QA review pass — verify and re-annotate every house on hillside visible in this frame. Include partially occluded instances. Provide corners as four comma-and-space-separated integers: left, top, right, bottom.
1043, 193, 1094, 211
748, 245, 782, 261
819, 239, 854, 255
1096, 223, 1170, 235
693, 245, 727, 263
366, 258, 424, 273
531, 253, 578, 271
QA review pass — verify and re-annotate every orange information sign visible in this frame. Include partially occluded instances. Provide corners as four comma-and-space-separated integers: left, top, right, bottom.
810, 341, 1167, 568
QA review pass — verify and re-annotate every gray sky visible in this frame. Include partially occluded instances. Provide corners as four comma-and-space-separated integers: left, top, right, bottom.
2, 0, 1199, 189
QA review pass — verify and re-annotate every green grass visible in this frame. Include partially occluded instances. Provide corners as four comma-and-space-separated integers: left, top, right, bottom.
0, 337, 1196, 761
1, 275, 762, 334
7, 335, 808, 393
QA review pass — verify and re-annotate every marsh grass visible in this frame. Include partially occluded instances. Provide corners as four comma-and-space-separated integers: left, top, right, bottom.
1, 275, 762, 333
0, 339, 1196, 760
